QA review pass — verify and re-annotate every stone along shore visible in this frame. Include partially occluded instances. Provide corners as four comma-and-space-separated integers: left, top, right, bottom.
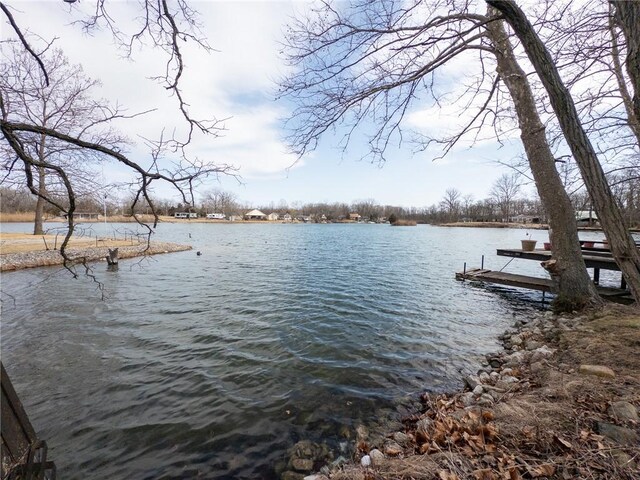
0, 242, 191, 272
283, 305, 639, 480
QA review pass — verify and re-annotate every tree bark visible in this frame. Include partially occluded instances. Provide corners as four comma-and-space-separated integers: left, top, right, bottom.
33, 130, 47, 236
33, 167, 45, 235
487, 0, 640, 304
611, 0, 640, 131
609, 4, 640, 145
486, 7, 601, 311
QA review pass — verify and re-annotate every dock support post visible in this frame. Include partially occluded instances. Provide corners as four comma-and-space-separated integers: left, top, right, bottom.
463, 262, 467, 281
481, 255, 484, 270
542, 291, 546, 304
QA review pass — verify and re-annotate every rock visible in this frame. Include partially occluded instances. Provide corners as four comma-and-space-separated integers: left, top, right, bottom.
477, 393, 494, 407
479, 372, 491, 384
525, 340, 542, 351
530, 346, 555, 363
460, 392, 475, 406
501, 368, 514, 376
529, 361, 544, 374
608, 401, 639, 423
281, 471, 305, 480
360, 455, 371, 467
464, 375, 482, 390
579, 365, 615, 378
355, 424, 369, 442
473, 385, 484, 396
383, 441, 403, 456
510, 334, 523, 346
494, 380, 516, 392
504, 351, 527, 367
416, 418, 432, 435
486, 354, 503, 369
611, 449, 635, 469
596, 422, 639, 445
489, 372, 499, 382
392, 431, 411, 446
368, 449, 385, 466
292, 458, 314, 472
501, 375, 519, 384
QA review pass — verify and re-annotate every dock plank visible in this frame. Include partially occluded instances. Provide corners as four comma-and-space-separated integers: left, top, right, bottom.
456, 269, 632, 303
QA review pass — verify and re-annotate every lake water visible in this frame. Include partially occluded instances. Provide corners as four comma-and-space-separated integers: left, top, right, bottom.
1, 223, 567, 479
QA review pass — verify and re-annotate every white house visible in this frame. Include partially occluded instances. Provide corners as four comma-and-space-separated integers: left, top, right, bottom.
245, 209, 267, 220
206, 213, 226, 220
282, 213, 292, 222
174, 212, 198, 219
267, 212, 279, 221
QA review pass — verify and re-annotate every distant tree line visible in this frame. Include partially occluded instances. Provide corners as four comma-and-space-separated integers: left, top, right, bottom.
4, 170, 638, 226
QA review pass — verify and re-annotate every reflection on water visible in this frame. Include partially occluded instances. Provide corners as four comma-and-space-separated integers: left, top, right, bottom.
1, 223, 543, 479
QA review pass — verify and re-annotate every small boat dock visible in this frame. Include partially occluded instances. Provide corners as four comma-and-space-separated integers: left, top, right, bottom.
456, 240, 634, 303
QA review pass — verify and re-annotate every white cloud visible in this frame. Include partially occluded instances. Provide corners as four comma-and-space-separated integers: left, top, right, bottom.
3, 0, 299, 185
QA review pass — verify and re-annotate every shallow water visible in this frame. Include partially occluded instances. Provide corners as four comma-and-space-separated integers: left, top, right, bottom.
1, 223, 552, 478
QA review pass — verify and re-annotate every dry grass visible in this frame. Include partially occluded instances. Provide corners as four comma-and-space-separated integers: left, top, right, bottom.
0, 232, 141, 254
0, 212, 42, 222
391, 219, 417, 226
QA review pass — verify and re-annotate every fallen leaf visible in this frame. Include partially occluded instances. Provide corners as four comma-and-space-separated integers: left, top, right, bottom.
438, 470, 459, 480
472, 468, 496, 480
508, 467, 522, 480
529, 464, 555, 477
482, 410, 495, 422
554, 435, 573, 450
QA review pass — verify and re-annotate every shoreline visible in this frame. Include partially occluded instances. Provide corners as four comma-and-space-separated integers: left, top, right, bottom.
292, 305, 639, 480
0, 241, 191, 272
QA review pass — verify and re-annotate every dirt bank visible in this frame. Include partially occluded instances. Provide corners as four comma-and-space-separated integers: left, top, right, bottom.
306, 305, 639, 480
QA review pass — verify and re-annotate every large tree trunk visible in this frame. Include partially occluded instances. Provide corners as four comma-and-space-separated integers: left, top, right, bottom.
611, 0, 640, 130
33, 129, 47, 236
487, 0, 640, 304
33, 166, 45, 235
486, 7, 601, 311
609, 4, 640, 145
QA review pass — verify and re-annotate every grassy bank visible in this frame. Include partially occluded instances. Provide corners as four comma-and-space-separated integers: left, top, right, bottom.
0, 232, 191, 271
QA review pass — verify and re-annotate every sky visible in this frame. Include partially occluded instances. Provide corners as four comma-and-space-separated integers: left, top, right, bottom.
2, 0, 532, 208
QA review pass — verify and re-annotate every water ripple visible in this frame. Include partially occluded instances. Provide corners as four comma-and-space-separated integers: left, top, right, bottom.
1, 223, 542, 479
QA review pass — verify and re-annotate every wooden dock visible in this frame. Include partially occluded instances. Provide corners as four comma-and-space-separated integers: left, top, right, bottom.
456, 267, 633, 303
456, 268, 552, 292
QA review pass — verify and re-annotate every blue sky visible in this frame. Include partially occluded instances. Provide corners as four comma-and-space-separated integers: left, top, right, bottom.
3, 1, 529, 208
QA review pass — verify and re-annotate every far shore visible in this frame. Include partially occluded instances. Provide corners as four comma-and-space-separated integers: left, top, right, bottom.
438, 221, 548, 229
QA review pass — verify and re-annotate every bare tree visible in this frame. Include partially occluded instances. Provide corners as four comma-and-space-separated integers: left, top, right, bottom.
201, 188, 237, 214
487, 0, 640, 303
0, 47, 129, 235
0, 0, 236, 280
440, 188, 462, 223
280, 0, 602, 310
490, 173, 521, 222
